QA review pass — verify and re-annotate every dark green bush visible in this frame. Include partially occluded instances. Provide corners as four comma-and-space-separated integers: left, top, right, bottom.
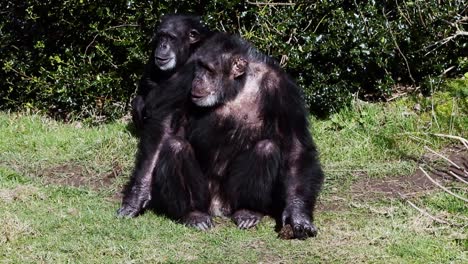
1, 0, 466, 120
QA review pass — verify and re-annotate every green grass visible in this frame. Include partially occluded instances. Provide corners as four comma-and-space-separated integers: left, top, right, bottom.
314, 91, 467, 194
0, 89, 467, 263
1, 171, 466, 263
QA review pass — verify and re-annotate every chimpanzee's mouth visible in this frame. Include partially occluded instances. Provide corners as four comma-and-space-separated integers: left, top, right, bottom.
155, 56, 172, 65
191, 92, 218, 107
191, 89, 208, 100
191, 94, 205, 101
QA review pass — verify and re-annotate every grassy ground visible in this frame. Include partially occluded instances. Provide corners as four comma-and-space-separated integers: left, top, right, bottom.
0, 89, 467, 263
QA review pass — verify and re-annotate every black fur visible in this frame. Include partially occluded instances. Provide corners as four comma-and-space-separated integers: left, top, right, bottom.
188, 33, 324, 239
118, 15, 212, 229
131, 14, 211, 133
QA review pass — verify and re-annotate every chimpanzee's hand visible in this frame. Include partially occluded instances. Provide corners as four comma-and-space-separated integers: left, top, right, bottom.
116, 192, 150, 218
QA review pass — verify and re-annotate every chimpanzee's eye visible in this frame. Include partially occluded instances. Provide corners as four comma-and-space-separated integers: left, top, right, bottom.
156, 32, 176, 41
197, 61, 214, 73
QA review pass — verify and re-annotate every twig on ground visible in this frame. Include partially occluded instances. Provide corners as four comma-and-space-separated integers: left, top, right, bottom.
402, 132, 468, 150
424, 146, 462, 170
399, 192, 453, 225
405, 134, 434, 145
419, 166, 468, 202
428, 133, 468, 178
432, 133, 468, 150
386, 92, 408, 102
449, 171, 468, 185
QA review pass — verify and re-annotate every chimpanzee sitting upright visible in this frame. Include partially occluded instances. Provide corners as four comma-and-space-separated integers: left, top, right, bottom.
188, 33, 324, 239
131, 14, 211, 132
118, 15, 214, 229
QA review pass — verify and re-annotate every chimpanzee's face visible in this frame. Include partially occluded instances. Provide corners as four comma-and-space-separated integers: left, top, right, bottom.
191, 52, 247, 107
153, 31, 178, 71
152, 19, 200, 71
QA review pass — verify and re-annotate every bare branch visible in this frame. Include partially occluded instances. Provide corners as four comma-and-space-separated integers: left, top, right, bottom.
420, 166, 468, 203
431, 133, 468, 151
441, 65, 456, 76
383, 8, 416, 84
386, 92, 407, 102
424, 146, 462, 170
399, 193, 453, 225
313, 14, 328, 33
449, 171, 468, 185
424, 16, 468, 56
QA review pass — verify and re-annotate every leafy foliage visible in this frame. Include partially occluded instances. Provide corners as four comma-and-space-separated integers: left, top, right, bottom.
1, 0, 466, 120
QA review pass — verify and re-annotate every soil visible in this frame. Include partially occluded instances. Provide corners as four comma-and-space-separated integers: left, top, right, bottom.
317, 145, 468, 211
24, 145, 468, 212
36, 162, 123, 191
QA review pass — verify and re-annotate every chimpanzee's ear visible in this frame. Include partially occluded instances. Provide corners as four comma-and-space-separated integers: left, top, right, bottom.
231, 56, 247, 78
189, 29, 200, 44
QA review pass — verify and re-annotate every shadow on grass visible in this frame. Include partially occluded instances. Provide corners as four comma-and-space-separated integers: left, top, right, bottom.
125, 121, 140, 138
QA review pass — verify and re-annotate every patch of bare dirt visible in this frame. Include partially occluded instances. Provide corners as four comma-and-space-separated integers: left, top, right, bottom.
318, 145, 467, 211
349, 171, 433, 200
37, 162, 124, 192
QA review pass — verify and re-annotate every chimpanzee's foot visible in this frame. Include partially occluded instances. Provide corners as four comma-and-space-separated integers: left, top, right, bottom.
183, 211, 214, 231
281, 208, 318, 239
232, 209, 263, 229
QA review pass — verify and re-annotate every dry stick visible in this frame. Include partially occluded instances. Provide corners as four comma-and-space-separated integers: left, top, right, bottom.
430, 134, 468, 177
441, 65, 456, 76
399, 193, 451, 225
423, 31, 468, 56
402, 132, 468, 150
432, 133, 468, 150
449, 171, 468, 185
386, 92, 408, 102
424, 16, 468, 56
419, 166, 468, 203
406, 134, 434, 146
383, 8, 416, 84
424, 146, 461, 170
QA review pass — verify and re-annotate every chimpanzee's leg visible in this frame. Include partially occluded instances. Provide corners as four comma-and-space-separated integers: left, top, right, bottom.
222, 140, 280, 229
151, 136, 212, 230
117, 120, 164, 218
281, 140, 324, 239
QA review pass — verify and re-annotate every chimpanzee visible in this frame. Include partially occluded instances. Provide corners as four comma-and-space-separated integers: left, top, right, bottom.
188, 33, 324, 239
131, 14, 211, 132
117, 15, 214, 230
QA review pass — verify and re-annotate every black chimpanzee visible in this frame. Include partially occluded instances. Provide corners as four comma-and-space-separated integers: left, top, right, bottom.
131, 14, 211, 132
117, 15, 214, 230
188, 33, 324, 239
